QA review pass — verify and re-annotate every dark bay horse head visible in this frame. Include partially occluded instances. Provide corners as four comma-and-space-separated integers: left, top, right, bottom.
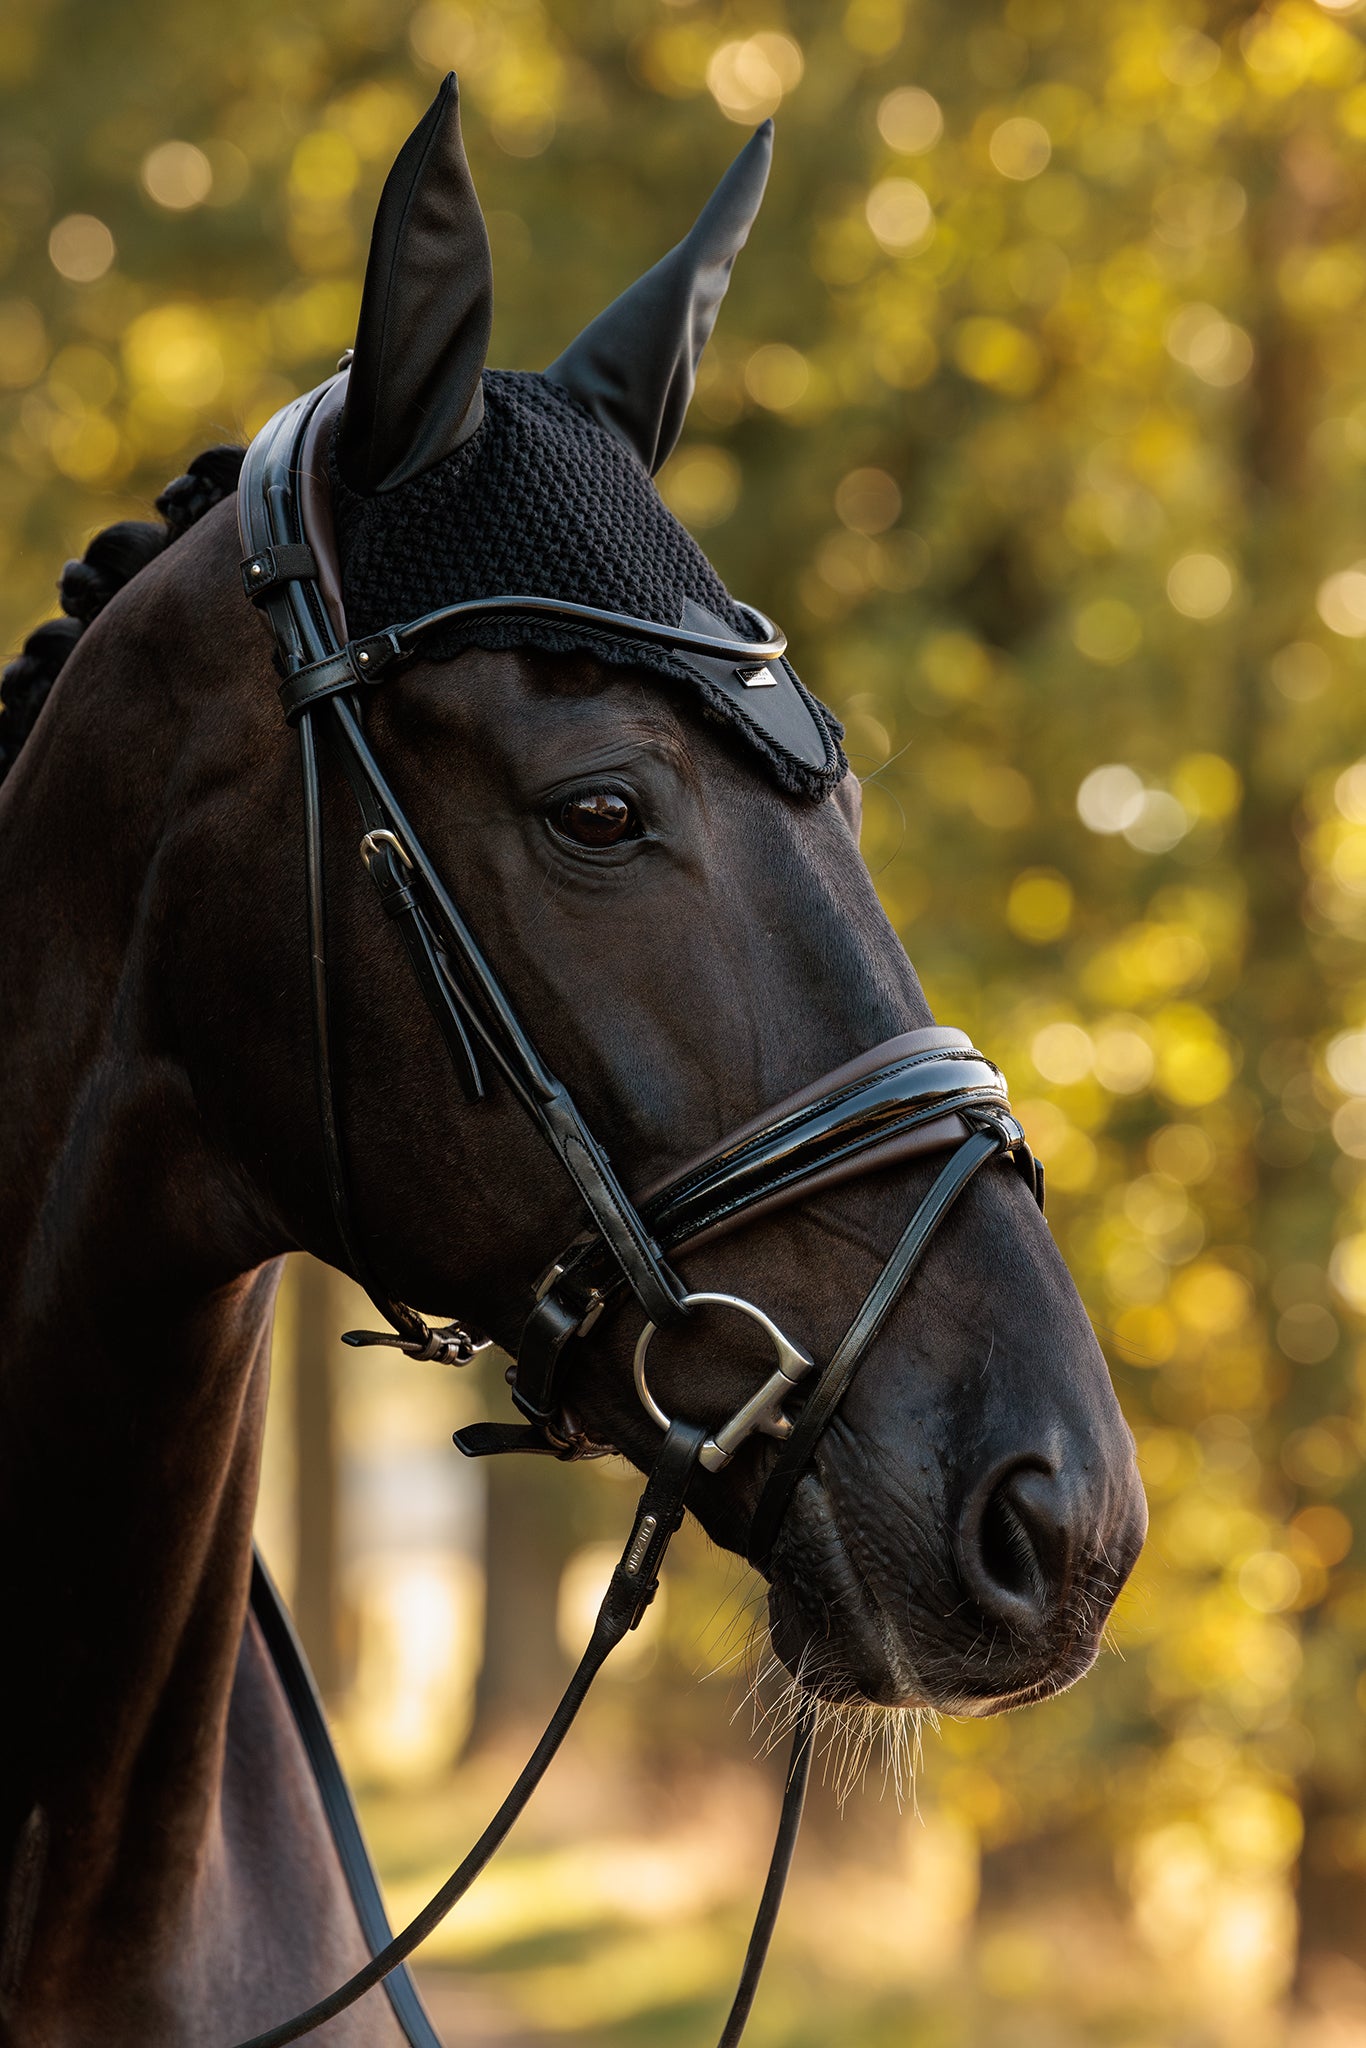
241, 79, 1145, 1714
1, 78, 1146, 1818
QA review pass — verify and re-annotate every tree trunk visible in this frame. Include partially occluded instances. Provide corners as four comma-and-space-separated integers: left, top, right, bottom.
467, 1429, 578, 1750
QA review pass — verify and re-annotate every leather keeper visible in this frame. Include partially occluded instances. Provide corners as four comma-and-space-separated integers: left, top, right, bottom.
278, 634, 402, 723
514, 1286, 588, 1424
373, 879, 417, 918
241, 542, 318, 602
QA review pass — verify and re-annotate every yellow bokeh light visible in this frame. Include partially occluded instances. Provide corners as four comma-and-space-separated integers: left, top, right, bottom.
919, 630, 993, 700
834, 466, 902, 535
122, 304, 225, 409
141, 140, 214, 211
47, 343, 117, 411
1165, 302, 1254, 387
1170, 1261, 1252, 1335
952, 316, 1043, 397
743, 342, 810, 411
706, 33, 803, 122
967, 762, 1033, 828
1171, 752, 1241, 822
844, 0, 906, 57
1167, 551, 1235, 620
1072, 597, 1141, 664
408, 2, 480, 74
1149, 1122, 1215, 1182
877, 85, 944, 155
1153, 1008, 1234, 1106
1317, 563, 1366, 637
989, 116, 1052, 180
1292, 1503, 1352, 1564
1007, 868, 1074, 944
47, 411, 121, 483
290, 130, 360, 203
656, 445, 740, 529
1331, 1232, 1366, 1312
0, 300, 47, 387
865, 177, 934, 254
1030, 1019, 1094, 1083
1094, 1018, 1156, 1093
47, 214, 114, 283
1238, 1550, 1301, 1614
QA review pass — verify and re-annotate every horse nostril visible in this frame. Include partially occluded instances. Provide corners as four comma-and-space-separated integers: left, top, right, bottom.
977, 1482, 1048, 1606
960, 1460, 1074, 1628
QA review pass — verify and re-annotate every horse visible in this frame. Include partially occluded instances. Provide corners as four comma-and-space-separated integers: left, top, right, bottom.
0, 76, 1146, 2048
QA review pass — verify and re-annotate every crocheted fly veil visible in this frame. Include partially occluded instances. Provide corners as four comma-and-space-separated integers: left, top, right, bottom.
330, 77, 844, 803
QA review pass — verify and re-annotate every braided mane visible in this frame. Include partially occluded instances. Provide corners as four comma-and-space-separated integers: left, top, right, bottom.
0, 444, 244, 786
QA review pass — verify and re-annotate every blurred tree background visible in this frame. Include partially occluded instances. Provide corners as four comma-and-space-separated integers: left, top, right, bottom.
7, 0, 1366, 2040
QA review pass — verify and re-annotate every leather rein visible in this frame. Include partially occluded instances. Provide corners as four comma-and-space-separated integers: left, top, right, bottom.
230, 371, 1044, 2048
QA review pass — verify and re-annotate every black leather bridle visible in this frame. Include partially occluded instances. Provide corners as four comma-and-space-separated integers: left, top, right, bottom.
229, 372, 1044, 2048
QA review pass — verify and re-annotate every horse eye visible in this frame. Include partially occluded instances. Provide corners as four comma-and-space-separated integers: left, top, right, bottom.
556, 790, 638, 848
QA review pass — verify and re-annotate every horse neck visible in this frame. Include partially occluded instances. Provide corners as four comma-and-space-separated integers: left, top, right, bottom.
0, 515, 286, 1983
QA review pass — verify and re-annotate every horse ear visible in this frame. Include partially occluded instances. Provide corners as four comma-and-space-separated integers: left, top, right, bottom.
544, 121, 773, 476
335, 74, 493, 496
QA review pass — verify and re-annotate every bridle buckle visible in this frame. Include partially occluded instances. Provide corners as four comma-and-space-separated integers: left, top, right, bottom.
360, 827, 413, 872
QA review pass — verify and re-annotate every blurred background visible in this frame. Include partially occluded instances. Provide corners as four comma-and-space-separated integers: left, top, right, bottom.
5, 0, 1366, 2039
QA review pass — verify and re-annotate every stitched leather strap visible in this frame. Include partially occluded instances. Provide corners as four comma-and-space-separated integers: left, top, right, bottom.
363, 837, 484, 1103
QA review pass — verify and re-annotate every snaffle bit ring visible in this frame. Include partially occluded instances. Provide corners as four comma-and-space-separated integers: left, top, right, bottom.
633, 1291, 816, 1475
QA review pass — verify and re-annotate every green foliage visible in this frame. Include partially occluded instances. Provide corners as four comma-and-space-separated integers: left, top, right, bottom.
9, 0, 1366, 2034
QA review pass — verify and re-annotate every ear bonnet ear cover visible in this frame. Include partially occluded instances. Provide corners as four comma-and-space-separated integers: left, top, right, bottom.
335, 74, 492, 496
331, 90, 845, 801
543, 121, 774, 477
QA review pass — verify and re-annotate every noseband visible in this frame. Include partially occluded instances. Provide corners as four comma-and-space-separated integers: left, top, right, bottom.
231, 372, 1044, 2048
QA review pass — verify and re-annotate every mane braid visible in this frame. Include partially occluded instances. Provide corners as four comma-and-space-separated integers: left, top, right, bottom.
0, 444, 244, 785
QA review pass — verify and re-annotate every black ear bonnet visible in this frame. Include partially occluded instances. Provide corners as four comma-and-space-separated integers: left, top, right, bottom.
328, 76, 844, 803
330, 372, 844, 801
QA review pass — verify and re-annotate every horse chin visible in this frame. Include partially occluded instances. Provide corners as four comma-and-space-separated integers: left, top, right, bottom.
763, 1481, 1113, 1716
